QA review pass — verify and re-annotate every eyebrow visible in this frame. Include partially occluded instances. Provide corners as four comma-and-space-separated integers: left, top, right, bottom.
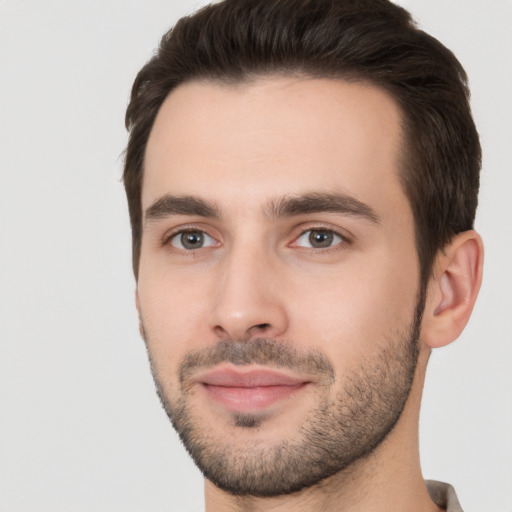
144, 195, 221, 223
144, 191, 380, 225
265, 192, 380, 224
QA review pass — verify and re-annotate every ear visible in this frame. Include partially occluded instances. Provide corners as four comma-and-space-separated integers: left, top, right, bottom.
421, 230, 484, 348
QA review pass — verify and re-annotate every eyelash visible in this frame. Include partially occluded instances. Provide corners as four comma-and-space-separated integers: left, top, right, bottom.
290, 226, 351, 253
162, 226, 351, 253
162, 228, 218, 254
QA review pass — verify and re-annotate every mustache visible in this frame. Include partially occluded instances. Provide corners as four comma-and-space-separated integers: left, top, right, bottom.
178, 338, 335, 385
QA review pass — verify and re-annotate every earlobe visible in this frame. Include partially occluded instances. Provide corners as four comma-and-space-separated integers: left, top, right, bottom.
422, 230, 484, 349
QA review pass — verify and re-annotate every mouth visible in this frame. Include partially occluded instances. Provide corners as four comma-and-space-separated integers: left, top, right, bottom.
194, 365, 312, 413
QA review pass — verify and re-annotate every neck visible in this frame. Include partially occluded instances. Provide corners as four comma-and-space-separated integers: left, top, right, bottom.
204, 350, 441, 512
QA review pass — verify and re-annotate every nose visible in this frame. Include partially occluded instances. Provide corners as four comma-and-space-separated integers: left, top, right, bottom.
209, 242, 289, 342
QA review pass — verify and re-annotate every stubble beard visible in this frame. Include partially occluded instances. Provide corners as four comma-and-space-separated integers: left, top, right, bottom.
142, 294, 424, 498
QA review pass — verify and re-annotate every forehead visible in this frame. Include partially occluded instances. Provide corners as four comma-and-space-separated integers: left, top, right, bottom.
143, 76, 407, 219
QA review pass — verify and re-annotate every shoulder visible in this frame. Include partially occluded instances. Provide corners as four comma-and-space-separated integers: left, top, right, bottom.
426, 480, 464, 512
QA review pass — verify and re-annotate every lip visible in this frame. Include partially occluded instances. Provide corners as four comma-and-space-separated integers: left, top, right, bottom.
195, 365, 311, 413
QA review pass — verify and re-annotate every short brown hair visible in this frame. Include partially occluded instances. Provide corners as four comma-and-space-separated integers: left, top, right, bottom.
123, 0, 481, 283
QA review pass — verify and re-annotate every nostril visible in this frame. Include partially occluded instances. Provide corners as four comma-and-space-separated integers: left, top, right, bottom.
213, 325, 229, 338
254, 323, 271, 330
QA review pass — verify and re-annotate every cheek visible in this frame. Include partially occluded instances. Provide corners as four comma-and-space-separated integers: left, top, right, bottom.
137, 266, 213, 374
286, 250, 420, 365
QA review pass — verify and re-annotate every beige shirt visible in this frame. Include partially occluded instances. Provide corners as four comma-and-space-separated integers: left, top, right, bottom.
427, 480, 464, 512
190, 480, 464, 512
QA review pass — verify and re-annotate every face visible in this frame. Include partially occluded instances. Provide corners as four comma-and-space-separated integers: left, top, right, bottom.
137, 77, 423, 496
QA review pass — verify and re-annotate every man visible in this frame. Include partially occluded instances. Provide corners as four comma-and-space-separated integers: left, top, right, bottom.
122, 0, 483, 510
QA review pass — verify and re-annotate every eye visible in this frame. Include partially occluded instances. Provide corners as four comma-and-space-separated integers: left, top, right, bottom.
294, 229, 344, 249
169, 230, 217, 250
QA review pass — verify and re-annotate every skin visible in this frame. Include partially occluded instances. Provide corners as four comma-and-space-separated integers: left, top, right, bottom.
136, 77, 483, 512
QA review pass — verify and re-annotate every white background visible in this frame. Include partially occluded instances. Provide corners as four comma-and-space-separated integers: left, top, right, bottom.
0, 1, 510, 511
